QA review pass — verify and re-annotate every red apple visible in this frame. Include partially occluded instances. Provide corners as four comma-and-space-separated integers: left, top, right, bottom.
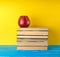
18, 16, 30, 27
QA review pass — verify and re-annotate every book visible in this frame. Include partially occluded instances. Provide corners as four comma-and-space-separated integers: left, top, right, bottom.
18, 28, 48, 31
17, 31, 48, 36
17, 38, 48, 42
17, 41, 48, 46
17, 46, 48, 50
17, 35, 48, 38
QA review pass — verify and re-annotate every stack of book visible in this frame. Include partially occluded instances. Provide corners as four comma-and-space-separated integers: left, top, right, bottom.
17, 28, 48, 50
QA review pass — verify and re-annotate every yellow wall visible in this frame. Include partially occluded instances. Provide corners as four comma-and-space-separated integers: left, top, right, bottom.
0, 0, 60, 45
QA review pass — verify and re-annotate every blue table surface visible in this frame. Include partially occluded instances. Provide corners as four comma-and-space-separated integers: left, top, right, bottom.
0, 45, 60, 57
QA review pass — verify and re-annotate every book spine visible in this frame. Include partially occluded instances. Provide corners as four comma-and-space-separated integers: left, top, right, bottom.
17, 31, 48, 35
17, 36, 48, 38
17, 46, 48, 50
17, 38, 48, 42
17, 41, 48, 46
18, 28, 48, 31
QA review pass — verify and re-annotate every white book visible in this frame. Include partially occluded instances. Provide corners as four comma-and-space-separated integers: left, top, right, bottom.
17, 35, 48, 38
17, 46, 48, 50
17, 41, 48, 46
18, 28, 48, 31
17, 31, 48, 35
17, 38, 48, 42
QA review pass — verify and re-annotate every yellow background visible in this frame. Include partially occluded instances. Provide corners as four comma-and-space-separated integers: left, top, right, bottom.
0, 0, 60, 45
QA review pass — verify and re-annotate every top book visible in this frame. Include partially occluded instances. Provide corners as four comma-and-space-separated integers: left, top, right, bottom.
18, 28, 48, 31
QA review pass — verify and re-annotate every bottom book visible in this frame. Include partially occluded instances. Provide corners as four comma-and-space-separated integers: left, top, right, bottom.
17, 46, 48, 50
